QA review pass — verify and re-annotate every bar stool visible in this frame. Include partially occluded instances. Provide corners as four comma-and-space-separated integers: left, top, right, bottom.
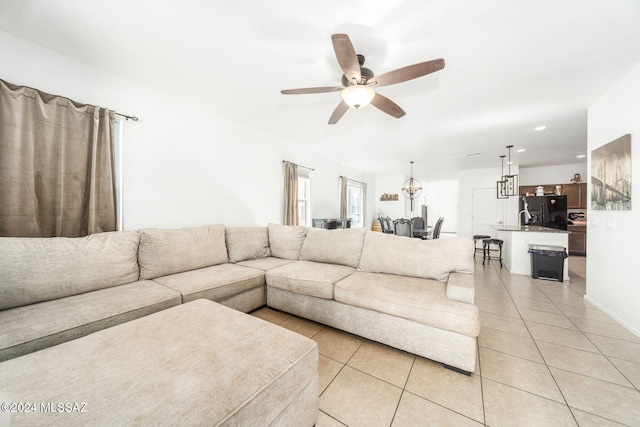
482, 238, 503, 267
473, 235, 491, 258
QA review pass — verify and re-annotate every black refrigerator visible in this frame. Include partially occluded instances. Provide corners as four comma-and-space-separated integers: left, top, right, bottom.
520, 195, 568, 230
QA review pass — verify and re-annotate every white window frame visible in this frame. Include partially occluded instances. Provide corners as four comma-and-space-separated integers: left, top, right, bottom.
298, 169, 311, 226
341, 178, 364, 228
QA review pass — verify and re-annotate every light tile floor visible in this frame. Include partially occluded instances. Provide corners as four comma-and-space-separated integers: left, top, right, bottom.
251, 256, 640, 426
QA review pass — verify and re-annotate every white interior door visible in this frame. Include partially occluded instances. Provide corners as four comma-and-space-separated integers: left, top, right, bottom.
472, 188, 505, 238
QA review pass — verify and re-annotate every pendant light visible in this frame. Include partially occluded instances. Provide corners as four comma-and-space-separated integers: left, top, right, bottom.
401, 161, 423, 212
497, 155, 508, 199
504, 145, 518, 197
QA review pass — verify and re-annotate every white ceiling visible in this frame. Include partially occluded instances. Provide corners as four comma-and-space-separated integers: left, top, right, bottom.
1, 0, 639, 179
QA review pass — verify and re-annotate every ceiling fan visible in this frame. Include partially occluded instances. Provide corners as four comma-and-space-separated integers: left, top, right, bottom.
281, 33, 445, 124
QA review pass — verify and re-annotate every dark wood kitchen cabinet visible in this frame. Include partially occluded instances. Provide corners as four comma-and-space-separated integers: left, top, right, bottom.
563, 183, 587, 209
568, 225, 586, 256
519, 183, 587, 209
519, 185, 538, 196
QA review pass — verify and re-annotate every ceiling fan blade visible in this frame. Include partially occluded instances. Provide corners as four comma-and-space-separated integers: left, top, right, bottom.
371, 93, 406, 118
281, 86, 344, 95
369, 59, 445, 88
331, 34, 361, 84
328, 101, 349, 124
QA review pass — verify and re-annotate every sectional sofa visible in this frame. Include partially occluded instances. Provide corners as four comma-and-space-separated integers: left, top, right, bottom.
0, 223, 479, 374
0, 224, 480, 425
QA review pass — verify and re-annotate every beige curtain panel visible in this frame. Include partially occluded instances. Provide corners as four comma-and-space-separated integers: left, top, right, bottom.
283, 161, 298, 226
0, 79, 117, 237
339, 176, 348, 218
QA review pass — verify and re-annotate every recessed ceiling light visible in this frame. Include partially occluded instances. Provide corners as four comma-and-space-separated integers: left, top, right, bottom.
534, 126, 547, 131
517, 148, 526, 152
577, 154, 586, 158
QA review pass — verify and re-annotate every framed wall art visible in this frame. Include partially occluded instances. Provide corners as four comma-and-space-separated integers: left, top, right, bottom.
591, 134, 632, 210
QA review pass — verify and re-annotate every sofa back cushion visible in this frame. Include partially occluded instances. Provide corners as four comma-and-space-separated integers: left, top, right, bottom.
357, 232, 474, 282
267, 224, 307, 260
138, 225, 228, 279
0, 231, 140, 310
225, 227, 271, 263
299, 227, 366, 268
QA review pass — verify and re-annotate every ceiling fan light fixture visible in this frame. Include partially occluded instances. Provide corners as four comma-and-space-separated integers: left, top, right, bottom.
341, 85, 375, 109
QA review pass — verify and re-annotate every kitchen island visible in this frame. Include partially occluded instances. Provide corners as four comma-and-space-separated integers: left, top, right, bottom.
491, 225, 570, 281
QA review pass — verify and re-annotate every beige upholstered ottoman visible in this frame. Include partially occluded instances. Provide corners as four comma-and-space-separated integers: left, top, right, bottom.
0, 299, 319, 426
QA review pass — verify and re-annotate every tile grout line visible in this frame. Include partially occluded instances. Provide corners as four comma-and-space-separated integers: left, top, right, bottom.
476, 341, 487, 426
493, 257, 640, 426
486, 258, 578, 424
531, 260, 640, 425
531, 269, 640, 393
387, 355, 416, 427
315, 336, 364, 426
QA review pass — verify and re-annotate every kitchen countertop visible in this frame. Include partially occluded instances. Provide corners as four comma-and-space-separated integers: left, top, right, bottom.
493, 225, 570, 280
491, 225, 570, 233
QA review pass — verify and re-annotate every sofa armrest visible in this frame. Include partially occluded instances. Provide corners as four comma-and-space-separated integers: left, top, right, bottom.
446, 272, 475, 304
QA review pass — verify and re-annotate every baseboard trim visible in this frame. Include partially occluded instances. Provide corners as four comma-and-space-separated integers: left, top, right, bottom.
584, 295, 640, 338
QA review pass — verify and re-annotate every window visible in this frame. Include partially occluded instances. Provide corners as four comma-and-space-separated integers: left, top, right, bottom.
114, 117, 123, 230
341, 178, 364, 228
298, 170, 311, 226
347, 182, 364, 228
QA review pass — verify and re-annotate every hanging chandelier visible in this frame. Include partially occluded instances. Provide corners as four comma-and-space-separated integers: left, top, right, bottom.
401, 161, 423, 211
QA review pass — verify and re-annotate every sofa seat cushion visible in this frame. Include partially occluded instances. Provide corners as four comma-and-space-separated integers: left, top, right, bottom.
237, 256, 296, 271
0, 231, 140, 310
0, 280, 181, 362
335, 272, 480, 337
0, 299, 319, 426
138, 225, 228, 280
153, 263, 265, 303
266, 261, 355, 300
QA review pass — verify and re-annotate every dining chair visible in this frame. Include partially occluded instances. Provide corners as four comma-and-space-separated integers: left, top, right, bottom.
411, 217, 428, 239
393, 218, 412, 237
379, 216, 394, 234
431, 217, 444, 239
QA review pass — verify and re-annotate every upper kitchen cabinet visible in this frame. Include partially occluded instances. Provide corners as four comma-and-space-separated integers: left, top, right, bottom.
519, 183, 587, 209
563, 183, 587, 209
519, 185, 538, 196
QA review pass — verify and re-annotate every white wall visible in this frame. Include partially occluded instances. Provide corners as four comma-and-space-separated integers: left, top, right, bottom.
520, 163, 588, 185
0, 30, 369, 230
419, 180, 459, 232
587, 63, 640, 336
374, 175, 406, 220
458, 166, 521, 238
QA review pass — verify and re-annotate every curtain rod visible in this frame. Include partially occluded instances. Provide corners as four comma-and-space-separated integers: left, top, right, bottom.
282, 160, 314, 171
115, 112, 139, 121
0, 79, 140, 121
340, 176, 365, 185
